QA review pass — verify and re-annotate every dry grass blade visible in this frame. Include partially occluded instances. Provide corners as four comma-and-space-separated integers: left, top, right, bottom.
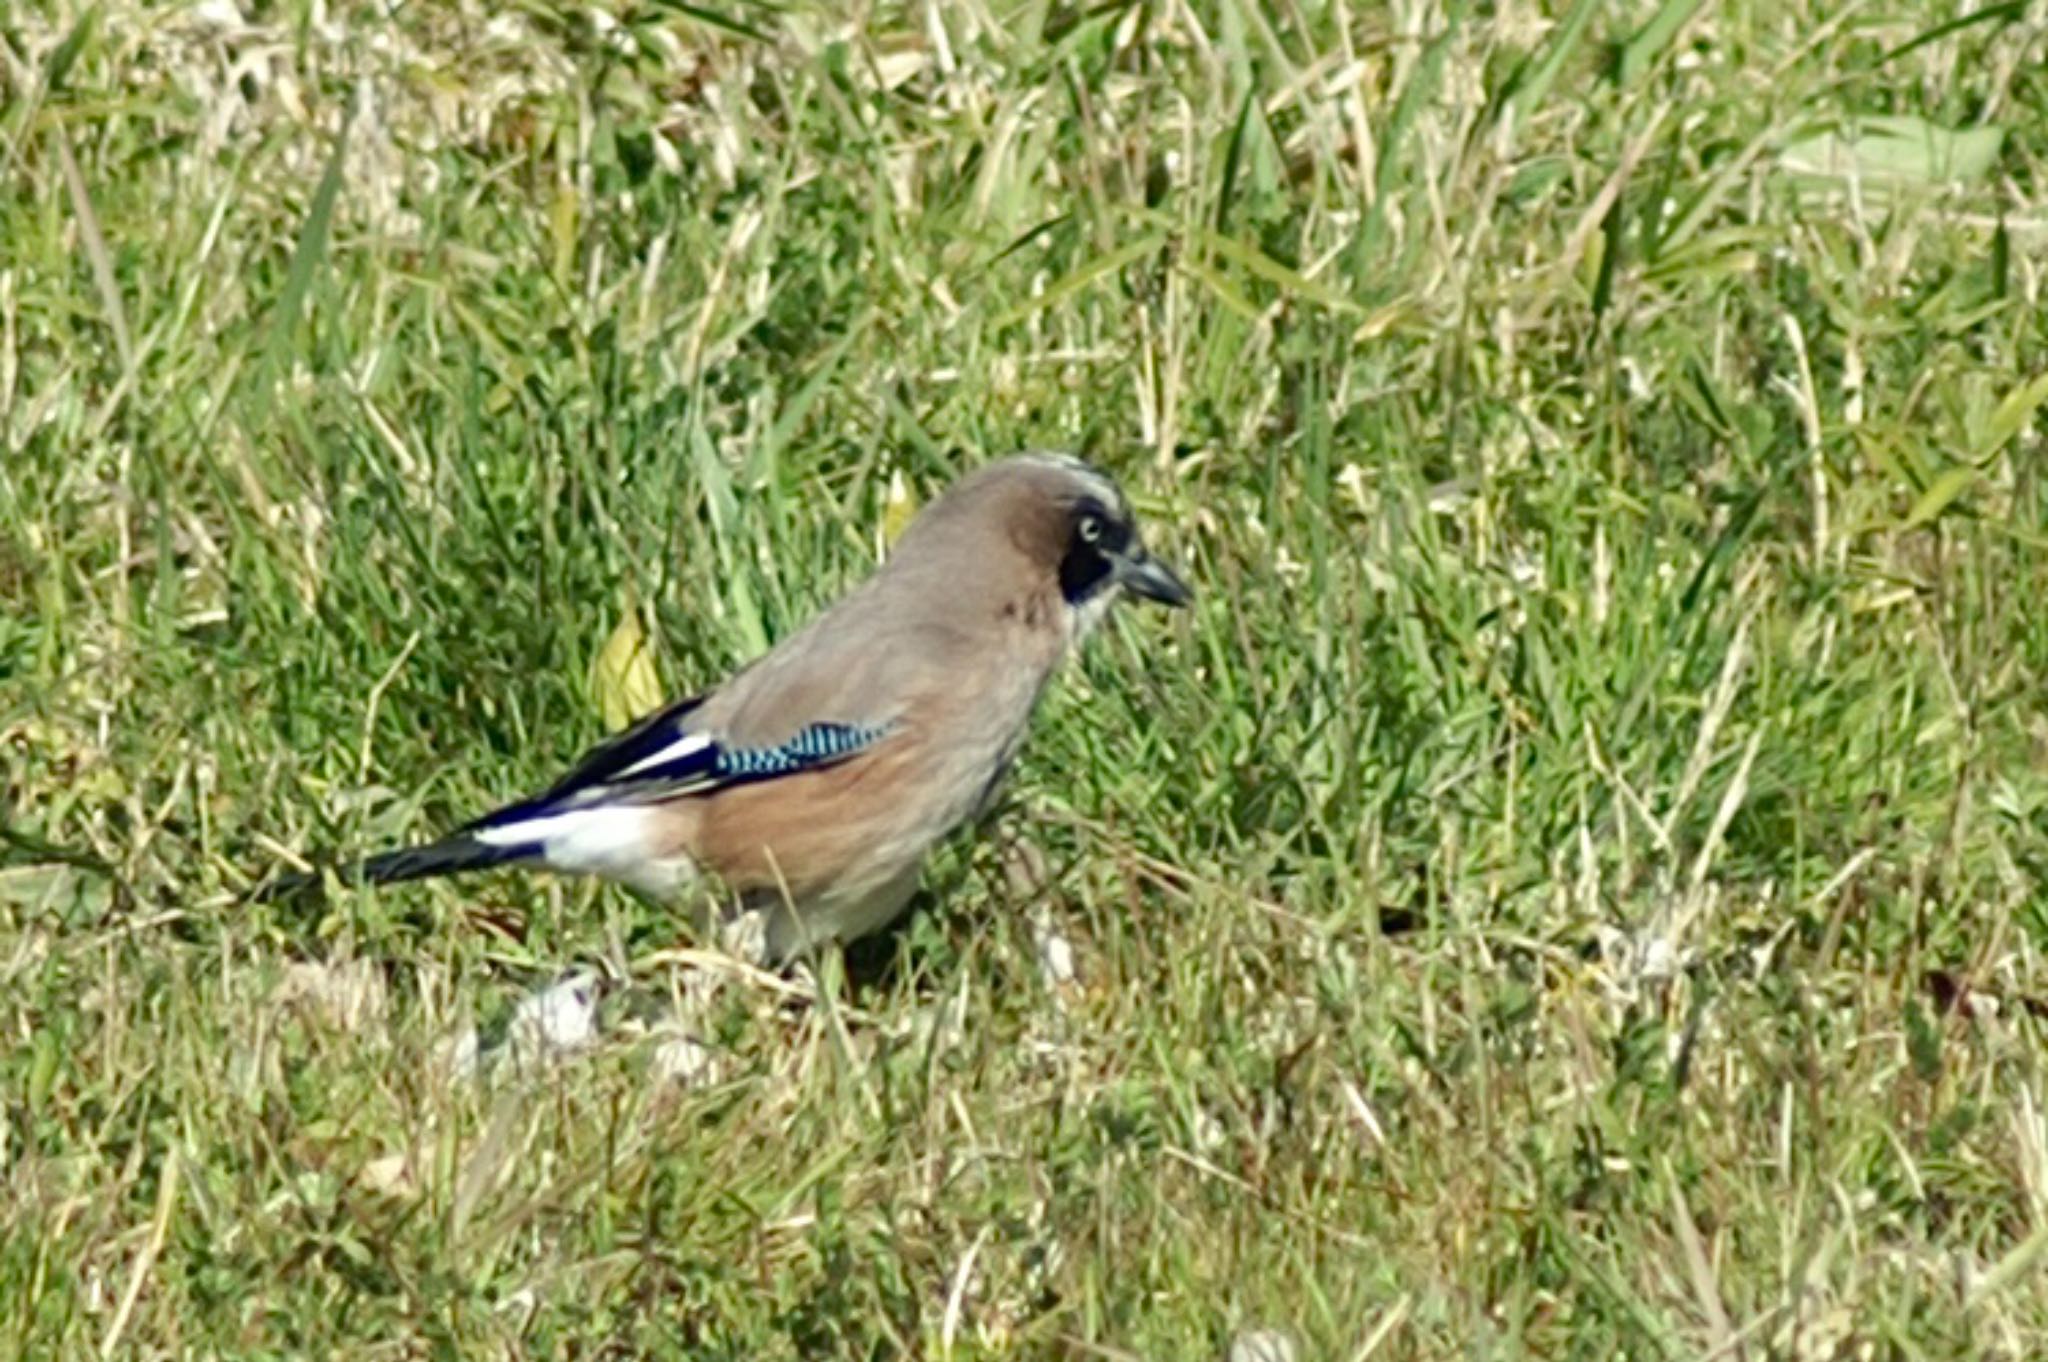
53, 124, 132, 372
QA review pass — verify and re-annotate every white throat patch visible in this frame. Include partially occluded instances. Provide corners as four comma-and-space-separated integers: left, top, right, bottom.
1064, 586, 1118, 646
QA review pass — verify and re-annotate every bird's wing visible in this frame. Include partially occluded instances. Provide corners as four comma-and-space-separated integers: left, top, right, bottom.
461, 689, 900, 843
461, 568, 975, 861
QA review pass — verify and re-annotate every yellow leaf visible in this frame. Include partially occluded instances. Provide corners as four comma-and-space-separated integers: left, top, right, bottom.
591, 594, 663, 732
1901, 465, 1978, 531
880, 469, 919, 550
1978, 371, 2048, 459
550, 183, 578, 291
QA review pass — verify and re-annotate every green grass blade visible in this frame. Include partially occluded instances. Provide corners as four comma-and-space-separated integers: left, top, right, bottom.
261, 104, 354, 391
1616, 0, 1708, 87
991, 231, 1168, 327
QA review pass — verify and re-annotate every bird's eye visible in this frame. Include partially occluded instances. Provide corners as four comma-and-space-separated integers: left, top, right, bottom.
1077, 514, 1104, 544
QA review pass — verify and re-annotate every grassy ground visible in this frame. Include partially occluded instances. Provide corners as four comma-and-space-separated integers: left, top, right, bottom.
4, 0, 2048, 1355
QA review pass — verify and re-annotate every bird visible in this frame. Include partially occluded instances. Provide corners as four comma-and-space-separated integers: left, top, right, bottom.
260, 453, 1192, 962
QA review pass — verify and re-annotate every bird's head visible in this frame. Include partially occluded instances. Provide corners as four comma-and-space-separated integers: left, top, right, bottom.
897, 453, 1192, 641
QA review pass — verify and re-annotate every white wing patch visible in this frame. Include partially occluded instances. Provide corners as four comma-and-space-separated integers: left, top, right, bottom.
615, 731, 714, 779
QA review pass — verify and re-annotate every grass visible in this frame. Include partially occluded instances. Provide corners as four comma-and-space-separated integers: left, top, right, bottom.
3, 0, 2047, 1355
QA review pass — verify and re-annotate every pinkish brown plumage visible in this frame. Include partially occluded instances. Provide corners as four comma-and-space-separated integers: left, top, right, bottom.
260, 453, 1191, 961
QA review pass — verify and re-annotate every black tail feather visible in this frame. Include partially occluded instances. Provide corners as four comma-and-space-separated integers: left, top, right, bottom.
252, 834, 532, 902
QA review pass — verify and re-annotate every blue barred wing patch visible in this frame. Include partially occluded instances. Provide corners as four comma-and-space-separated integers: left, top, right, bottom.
715, 721, 896, 781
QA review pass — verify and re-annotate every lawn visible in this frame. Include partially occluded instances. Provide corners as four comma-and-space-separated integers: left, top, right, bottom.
4, 0, 2048, 1355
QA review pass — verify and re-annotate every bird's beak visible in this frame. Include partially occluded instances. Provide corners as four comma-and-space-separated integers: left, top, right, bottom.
1117, 552, 1193, 608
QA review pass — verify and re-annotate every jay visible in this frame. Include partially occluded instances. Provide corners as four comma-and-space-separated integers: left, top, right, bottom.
263, 454, 1191, 961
